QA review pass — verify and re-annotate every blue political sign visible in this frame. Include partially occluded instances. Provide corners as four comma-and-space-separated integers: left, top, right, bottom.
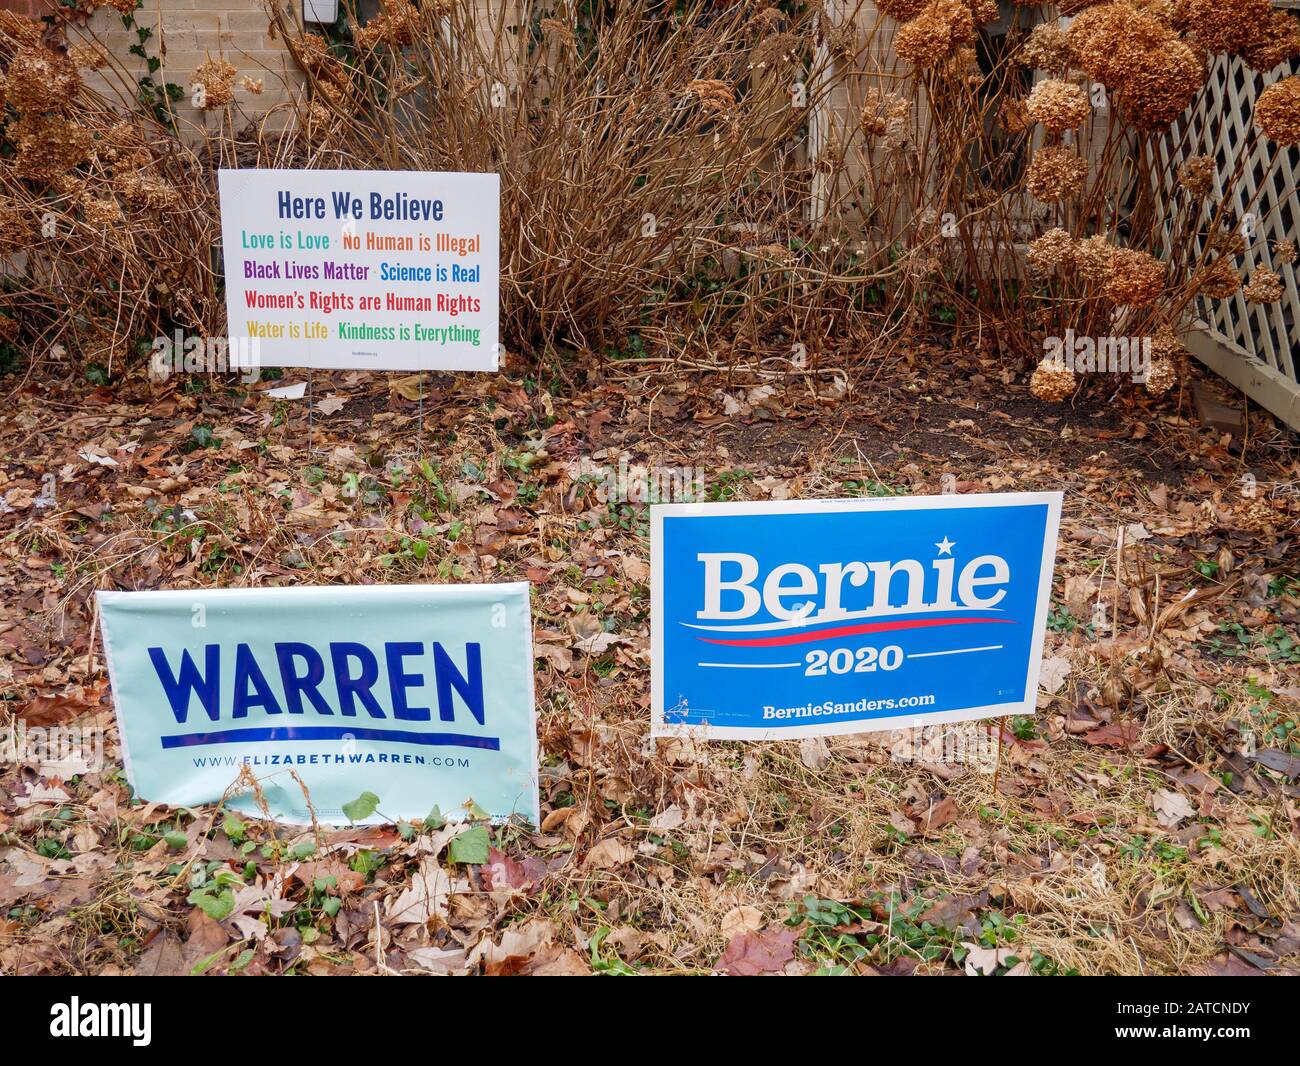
652, 493, 1062, 739
98, 582, 538, 824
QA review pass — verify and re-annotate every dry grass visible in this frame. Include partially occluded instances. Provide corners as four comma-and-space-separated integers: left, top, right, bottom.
6, 352, 1293, 975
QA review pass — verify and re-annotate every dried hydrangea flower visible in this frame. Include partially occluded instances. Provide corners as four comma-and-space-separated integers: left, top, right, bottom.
11, 115, 93, 184
239, 76, 265, 95
999, 94, 1032, 133
1272, 238, 1297, 265
1026, 145, 1089, 201
750, 243, 796, 267
1184, 0, 1269, 55
1196, 255, 1240, 298
1123, 53, 1204, 129
1181, 0, 1299, 68
1150, 329, 1189, 365
315, 79, 356, 110
896, 0, 975, 68
1026, 78, 1091, 133
68, 44, 109, 70
306, 102, 337, 139
1075, 234, 1116, 283
1027, 227, 1075, 275
1130, 0, 1178, 20
4, 48, 83, 114
1210, 230, 1246, 257
0, 198, 36, 253
957, 45, 982, 81
1255, 76, 1300, 144
354, 0, 419, 50
875, 0, 930, 20
111, 150, 183, 211
1243, 269, 1284, 303
52, 173, 87, 198
1143, 356, 1178, 396
294, 33, 335, 73
1107, 247, 1166, 305
685, 79, 735, 116
192, 57, 237, 109
121, 174, 183, 211
1021, 23, 1072, 70
860, 89, 911, 138
0, 11, 46, 44
103, 121, 144, 151
1176, 153, 1215, 195
540, 17, 576, 48
1243, 10, 1300, 71
80, 197, 123, 226
1068, 4, 1204, 129
1030, 358, 1077, 402
752, 32, 800, 68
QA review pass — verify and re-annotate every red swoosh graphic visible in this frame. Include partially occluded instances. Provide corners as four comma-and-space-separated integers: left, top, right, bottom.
695, 617, 1016, 648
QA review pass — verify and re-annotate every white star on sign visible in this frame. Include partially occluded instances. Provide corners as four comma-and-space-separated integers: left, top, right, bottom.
935, 536, 955, 555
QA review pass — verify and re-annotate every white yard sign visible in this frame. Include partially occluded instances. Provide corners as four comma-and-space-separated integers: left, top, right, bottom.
218, 169, 499, 371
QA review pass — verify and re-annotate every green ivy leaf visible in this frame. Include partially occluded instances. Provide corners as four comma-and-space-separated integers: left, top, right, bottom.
341, 791, 380, 823
193, 889, 235, 921
289, 840, 316, 860
448, 825, 489, 865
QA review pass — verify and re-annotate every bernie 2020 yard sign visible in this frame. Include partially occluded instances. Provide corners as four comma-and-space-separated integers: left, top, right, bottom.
97, 583, 537, 825
217, 168, 499, 371
651, 493, 1062, 739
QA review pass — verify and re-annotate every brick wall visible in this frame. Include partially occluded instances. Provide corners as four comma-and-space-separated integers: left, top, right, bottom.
0, 0, 47, 17
68, 0, 307, 132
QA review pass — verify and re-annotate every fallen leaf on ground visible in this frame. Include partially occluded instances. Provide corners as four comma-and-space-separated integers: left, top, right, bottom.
1039, 656, 1071, 695
961, 942, 1015, 975
584, 838, 635, 869
1152, 789, 1196, 828
386, 857, 451, 925
715, 926, 798, 975
721, 905, 764, 939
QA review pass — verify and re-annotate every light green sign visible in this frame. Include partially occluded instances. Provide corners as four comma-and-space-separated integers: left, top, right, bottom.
98, 583, 537, 825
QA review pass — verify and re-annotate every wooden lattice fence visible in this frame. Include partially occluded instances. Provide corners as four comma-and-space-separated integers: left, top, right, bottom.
1151, 38, 1300, 431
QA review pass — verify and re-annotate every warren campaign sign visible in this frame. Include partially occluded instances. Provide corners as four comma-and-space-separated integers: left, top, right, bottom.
218, 168, 499, 371
652, 493, 1062, 739
98, 583, 537, 824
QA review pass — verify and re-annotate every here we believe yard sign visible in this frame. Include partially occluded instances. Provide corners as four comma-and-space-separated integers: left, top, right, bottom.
218, 168, 499, 372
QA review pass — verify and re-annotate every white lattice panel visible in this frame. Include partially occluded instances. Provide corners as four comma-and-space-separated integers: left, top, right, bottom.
1150, 48, 1300, 430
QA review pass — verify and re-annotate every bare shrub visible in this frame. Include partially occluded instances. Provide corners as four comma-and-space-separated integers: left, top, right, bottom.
0, 17, 223, 372
4, 0, 1299, 403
